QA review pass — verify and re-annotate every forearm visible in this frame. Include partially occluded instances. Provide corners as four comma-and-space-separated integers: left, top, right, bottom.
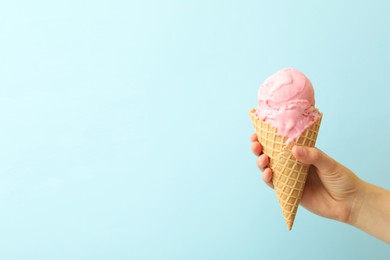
349, 181, 390, 244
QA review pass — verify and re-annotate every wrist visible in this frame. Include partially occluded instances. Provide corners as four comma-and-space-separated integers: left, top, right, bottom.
347, 181, 390, 243
346, 178, 368, 226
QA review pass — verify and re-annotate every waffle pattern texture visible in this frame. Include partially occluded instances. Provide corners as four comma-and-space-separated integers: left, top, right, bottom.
249, 109, 322, 230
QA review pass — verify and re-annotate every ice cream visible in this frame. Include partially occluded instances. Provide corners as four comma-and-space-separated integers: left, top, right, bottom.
255, 68, 320, 144
249, 68, 322, 230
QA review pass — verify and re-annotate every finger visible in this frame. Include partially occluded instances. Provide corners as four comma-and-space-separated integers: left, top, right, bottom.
292, 146, 337, 174
251, 141, 263, 156
250, 133, 258, 142
262, 168, 274, 189
256, 154, 269, 171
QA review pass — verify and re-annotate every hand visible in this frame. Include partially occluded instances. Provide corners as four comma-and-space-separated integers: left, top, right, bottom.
250, 133, 362, 223
251, 133, 390, 243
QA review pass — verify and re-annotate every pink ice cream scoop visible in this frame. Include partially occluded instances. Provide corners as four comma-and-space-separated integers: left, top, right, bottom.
255, 68, 320, 144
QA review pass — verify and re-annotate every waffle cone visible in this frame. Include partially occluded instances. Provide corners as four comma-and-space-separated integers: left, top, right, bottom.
249, 109, 322, 230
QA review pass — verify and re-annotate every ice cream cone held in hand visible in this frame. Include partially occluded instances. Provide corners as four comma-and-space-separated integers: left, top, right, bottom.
250, 68, 322, 230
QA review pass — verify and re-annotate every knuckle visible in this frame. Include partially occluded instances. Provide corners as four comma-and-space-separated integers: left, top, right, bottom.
256, 157, 265, 170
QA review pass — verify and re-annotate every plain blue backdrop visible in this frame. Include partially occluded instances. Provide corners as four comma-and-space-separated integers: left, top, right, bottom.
0, 0, 389, 259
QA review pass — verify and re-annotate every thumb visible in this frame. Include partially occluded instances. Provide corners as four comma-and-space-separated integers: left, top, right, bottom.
292, 146, 336, 174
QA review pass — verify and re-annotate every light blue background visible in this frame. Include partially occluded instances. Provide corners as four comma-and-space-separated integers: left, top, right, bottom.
0, 0, 389, 259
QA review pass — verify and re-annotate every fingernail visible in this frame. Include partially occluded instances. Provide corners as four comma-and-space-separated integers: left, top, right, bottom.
294, 146, 306, 157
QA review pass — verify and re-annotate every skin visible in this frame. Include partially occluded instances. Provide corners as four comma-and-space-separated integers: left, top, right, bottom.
250, 133, 390, 244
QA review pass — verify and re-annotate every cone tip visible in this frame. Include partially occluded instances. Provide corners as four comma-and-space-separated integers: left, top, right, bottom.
287, 222, 293, 231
